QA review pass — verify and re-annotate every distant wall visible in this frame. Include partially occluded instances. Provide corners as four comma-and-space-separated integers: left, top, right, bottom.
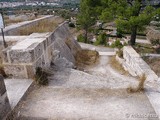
122, 46, 158, 81
0, 15, 55, 36
2, 22, 81, 78
0, 76, 11, 120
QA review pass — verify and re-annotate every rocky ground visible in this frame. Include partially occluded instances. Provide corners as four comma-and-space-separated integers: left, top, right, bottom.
12, 46, 159, 120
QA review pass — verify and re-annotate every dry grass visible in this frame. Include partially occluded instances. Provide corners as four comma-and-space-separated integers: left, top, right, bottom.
75, 49, 99, 67
0, 64, 7, 78
127, 74, 146, 93
4, 19, 24, 26
4, 15, 33, 26
18, 17, 64, 35
116, 49, 123, 58
109, 56, 128, 75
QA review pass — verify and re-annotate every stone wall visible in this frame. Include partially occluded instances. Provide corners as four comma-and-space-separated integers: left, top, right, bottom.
0, 76, 11, 120
0, 15, 55, 36
122, 46, 158, 81
2, 22, 81, 78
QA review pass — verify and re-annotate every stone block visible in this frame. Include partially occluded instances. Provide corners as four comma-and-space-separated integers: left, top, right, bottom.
50, 32, 56, 45
47, 35, 52, 47
34, 57, 42, 68
2, 47, 12, 63
4, 65, 27, 78
26, 65, 35, 79
34, 43, 44, 60
9, 49, 34, 64
41, 55, 46, 67
46, 46, 53, 63
2, 50, 9, 63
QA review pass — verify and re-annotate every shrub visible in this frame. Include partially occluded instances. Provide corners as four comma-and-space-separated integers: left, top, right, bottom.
127, 74, 146, 93
94, 33, 108, 46
69, 22, 75, 28
35, 67, 48, 86
0, 65, 7, 78
77, 34, 85, 43
111, 39, 123, 49
75, 49, 99, 66
150, 39, 160, 46
116, 49, 123, 58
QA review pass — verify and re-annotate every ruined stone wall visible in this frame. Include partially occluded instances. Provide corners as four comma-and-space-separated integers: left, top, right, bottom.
0, 76, 11, 120
2, 22, 81, 78
122, 46, 158, 81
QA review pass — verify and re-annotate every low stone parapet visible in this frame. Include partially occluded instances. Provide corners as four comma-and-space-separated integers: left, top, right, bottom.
123, 46, 158, 81
0, 15, 55, 36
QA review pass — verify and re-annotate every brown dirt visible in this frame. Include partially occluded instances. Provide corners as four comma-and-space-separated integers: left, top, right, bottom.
75, 49, 99, 68
109, 56, 129, 75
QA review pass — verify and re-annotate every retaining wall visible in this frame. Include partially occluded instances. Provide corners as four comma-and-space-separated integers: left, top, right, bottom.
0, 15, 55, 36
0, 76, 11, 120
122, 46, 158, 81
2, 22, 81, 78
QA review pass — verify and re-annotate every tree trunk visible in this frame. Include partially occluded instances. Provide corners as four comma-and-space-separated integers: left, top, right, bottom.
130, 26, 137, 46
84, 27, 88, 43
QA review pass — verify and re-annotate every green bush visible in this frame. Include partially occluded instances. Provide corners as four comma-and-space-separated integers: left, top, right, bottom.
111, 39, 123, 49
35, 67, 48, 86
77, 34, 85, 43
94, 33, 108, 46
116, 49, 123, 58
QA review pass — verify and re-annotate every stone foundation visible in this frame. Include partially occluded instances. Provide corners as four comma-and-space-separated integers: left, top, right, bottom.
0, 76, 11, 120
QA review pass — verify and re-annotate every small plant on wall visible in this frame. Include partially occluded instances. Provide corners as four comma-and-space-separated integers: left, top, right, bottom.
35, 67, 48, 86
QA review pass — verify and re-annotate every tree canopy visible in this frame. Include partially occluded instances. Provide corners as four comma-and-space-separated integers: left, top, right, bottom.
77, 0, 101, 43
78, 0, 160, 45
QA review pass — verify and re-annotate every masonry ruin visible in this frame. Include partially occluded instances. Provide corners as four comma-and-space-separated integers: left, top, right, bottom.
0, 15, 160, 119
1, 18, 81, 78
